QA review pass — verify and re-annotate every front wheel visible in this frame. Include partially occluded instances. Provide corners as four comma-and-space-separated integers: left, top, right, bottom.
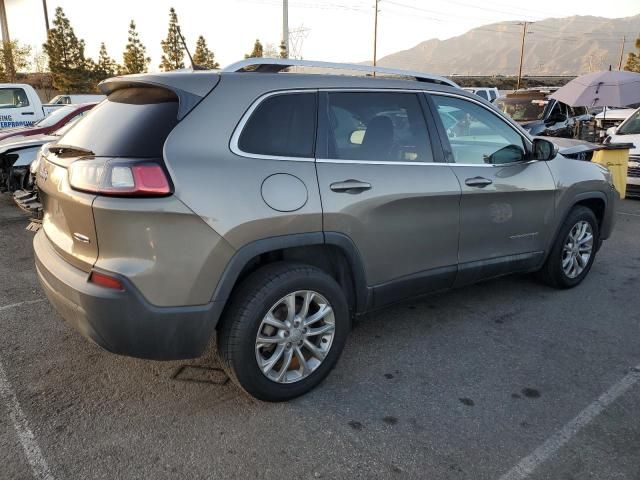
217, 263, 350, 401
537, 206, 599, 289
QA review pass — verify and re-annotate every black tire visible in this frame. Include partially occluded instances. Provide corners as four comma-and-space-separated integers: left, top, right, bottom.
217, 262, 350, 401
537, 206, 599, 289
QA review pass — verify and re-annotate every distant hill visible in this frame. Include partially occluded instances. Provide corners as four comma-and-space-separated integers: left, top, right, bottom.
373, 15, 640, 76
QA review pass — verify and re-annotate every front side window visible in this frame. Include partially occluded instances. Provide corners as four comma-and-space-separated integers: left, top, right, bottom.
325, 92, 432, 162
432, 95, 526, 165
0, 88, 30, 109
238, 92, 316, 158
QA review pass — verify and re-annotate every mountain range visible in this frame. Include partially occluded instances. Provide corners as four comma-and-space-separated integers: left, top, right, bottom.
373, 14, 640, 76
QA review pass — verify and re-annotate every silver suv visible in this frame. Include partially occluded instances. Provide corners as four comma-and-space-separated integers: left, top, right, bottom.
34, 60, 617, 401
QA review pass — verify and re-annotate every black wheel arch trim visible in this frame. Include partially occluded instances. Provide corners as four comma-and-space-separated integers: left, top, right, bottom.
211, 231, 370, 314
544, 190, 608, 262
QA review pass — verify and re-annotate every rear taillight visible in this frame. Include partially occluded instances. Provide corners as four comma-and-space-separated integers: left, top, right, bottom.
68, 158, 171, 197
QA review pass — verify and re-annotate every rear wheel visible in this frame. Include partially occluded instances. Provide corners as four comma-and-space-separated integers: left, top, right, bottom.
537, 206, 599, 289
217, 262, 350, 401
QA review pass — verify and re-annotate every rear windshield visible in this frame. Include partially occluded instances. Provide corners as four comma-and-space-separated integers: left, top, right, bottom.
58, 87, 178, 157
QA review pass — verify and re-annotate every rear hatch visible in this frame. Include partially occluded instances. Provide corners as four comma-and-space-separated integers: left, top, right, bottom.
37, 73, 219, 272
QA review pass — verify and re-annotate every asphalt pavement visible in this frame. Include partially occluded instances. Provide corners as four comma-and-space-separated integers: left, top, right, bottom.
1, 193, 639, 480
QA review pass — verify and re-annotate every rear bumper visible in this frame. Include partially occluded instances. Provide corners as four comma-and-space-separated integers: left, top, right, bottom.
34, 230, 224, 360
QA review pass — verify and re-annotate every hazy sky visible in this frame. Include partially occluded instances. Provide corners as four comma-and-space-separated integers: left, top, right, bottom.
6, 0, 640, 71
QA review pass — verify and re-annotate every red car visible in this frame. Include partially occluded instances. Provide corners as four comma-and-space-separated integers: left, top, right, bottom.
0, 103, 96, 143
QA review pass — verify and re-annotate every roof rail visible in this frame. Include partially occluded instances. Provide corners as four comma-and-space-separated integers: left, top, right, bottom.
222, 58, 460, 88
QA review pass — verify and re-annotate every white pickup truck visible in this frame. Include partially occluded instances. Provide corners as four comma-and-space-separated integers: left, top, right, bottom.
0, 83, 104, 129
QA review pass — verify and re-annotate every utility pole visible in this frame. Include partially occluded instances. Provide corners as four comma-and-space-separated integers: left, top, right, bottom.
373, 0, 379, 76
282, 0, 289, 58
618, 35, 626, 70
0, 0, 9, 45
516, 21, 530, 91
0, 0, 12, 80
42, 0, 50, 35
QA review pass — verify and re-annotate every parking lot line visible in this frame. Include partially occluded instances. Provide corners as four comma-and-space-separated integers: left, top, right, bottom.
498, 365, 640, 480
0, 299, 46, 312
617, 211, 640, 218
0, 359, 54, 480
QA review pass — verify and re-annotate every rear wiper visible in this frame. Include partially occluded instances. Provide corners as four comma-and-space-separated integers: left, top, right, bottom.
48, 144, 95, 157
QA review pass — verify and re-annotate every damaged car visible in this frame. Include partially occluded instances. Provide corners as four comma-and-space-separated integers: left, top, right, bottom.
495, 90, 590, 137
0, 117, 86, 215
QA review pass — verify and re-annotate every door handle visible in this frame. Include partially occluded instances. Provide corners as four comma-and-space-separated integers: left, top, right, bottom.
21, 111, 35, 115
330, 180, 372, 194
465, 176, 493, 188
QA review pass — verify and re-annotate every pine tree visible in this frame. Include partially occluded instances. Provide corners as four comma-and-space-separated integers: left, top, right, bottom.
43, 7, 93, 92
624, 36, 640, 73
0, 41, 31, 82
262, 43, 278, 58
93, 42, 117, 80
193, 36, 219, 69
279, 40, 288, 59
159, 8, 184, 71
123, 20, 150, 74
245, 39, 264, 59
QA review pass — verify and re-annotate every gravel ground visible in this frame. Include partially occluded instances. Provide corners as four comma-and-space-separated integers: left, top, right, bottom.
1, 194, 639, 480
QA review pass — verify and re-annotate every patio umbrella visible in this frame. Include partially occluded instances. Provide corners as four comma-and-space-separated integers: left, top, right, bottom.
550, 70, 640, 108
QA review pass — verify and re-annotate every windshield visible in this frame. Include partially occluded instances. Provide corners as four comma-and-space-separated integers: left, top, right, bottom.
35, 105, 76, 127
617, 108, 640, 135
495, 97, 547, 122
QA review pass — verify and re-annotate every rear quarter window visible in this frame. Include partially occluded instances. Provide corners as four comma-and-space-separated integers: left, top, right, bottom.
237, 92, 317, 158
58, 87, 178, 158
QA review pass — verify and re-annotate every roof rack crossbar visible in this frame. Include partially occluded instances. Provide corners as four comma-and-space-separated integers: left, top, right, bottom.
222, 58, 459, 88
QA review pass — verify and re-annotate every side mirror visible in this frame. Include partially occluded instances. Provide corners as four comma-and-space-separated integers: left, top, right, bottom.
532, 138, 558, 161
487, 144, 525, 164
606, 126, 617, 136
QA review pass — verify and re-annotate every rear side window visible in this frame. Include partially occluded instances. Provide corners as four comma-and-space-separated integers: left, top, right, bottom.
238, 92, 317, 158
0, 88, 29, 108
325, 92, 432, 162
58, 87, 178, 157
476, 90, 489, 101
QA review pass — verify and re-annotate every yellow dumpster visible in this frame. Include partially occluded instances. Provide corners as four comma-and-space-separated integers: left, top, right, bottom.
592, 143, 634, 199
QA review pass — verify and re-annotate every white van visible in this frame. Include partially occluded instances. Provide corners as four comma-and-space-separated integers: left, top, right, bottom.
0, 84, 47, 128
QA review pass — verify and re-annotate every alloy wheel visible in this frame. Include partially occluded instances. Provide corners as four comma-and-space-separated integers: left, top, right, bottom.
255, 290, 335, 384
561, 220, 594, 279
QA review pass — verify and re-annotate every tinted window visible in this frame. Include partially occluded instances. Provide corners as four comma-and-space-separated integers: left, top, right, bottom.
58, 87, 178, 157
0, 88, 29, 109
476, 90, 489, 101
326, 92, 432, 162
432, 95, 525, 165
239, 93, 316, 158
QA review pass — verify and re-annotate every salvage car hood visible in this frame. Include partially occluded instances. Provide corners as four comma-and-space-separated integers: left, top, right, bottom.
0, 133, 57, 153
